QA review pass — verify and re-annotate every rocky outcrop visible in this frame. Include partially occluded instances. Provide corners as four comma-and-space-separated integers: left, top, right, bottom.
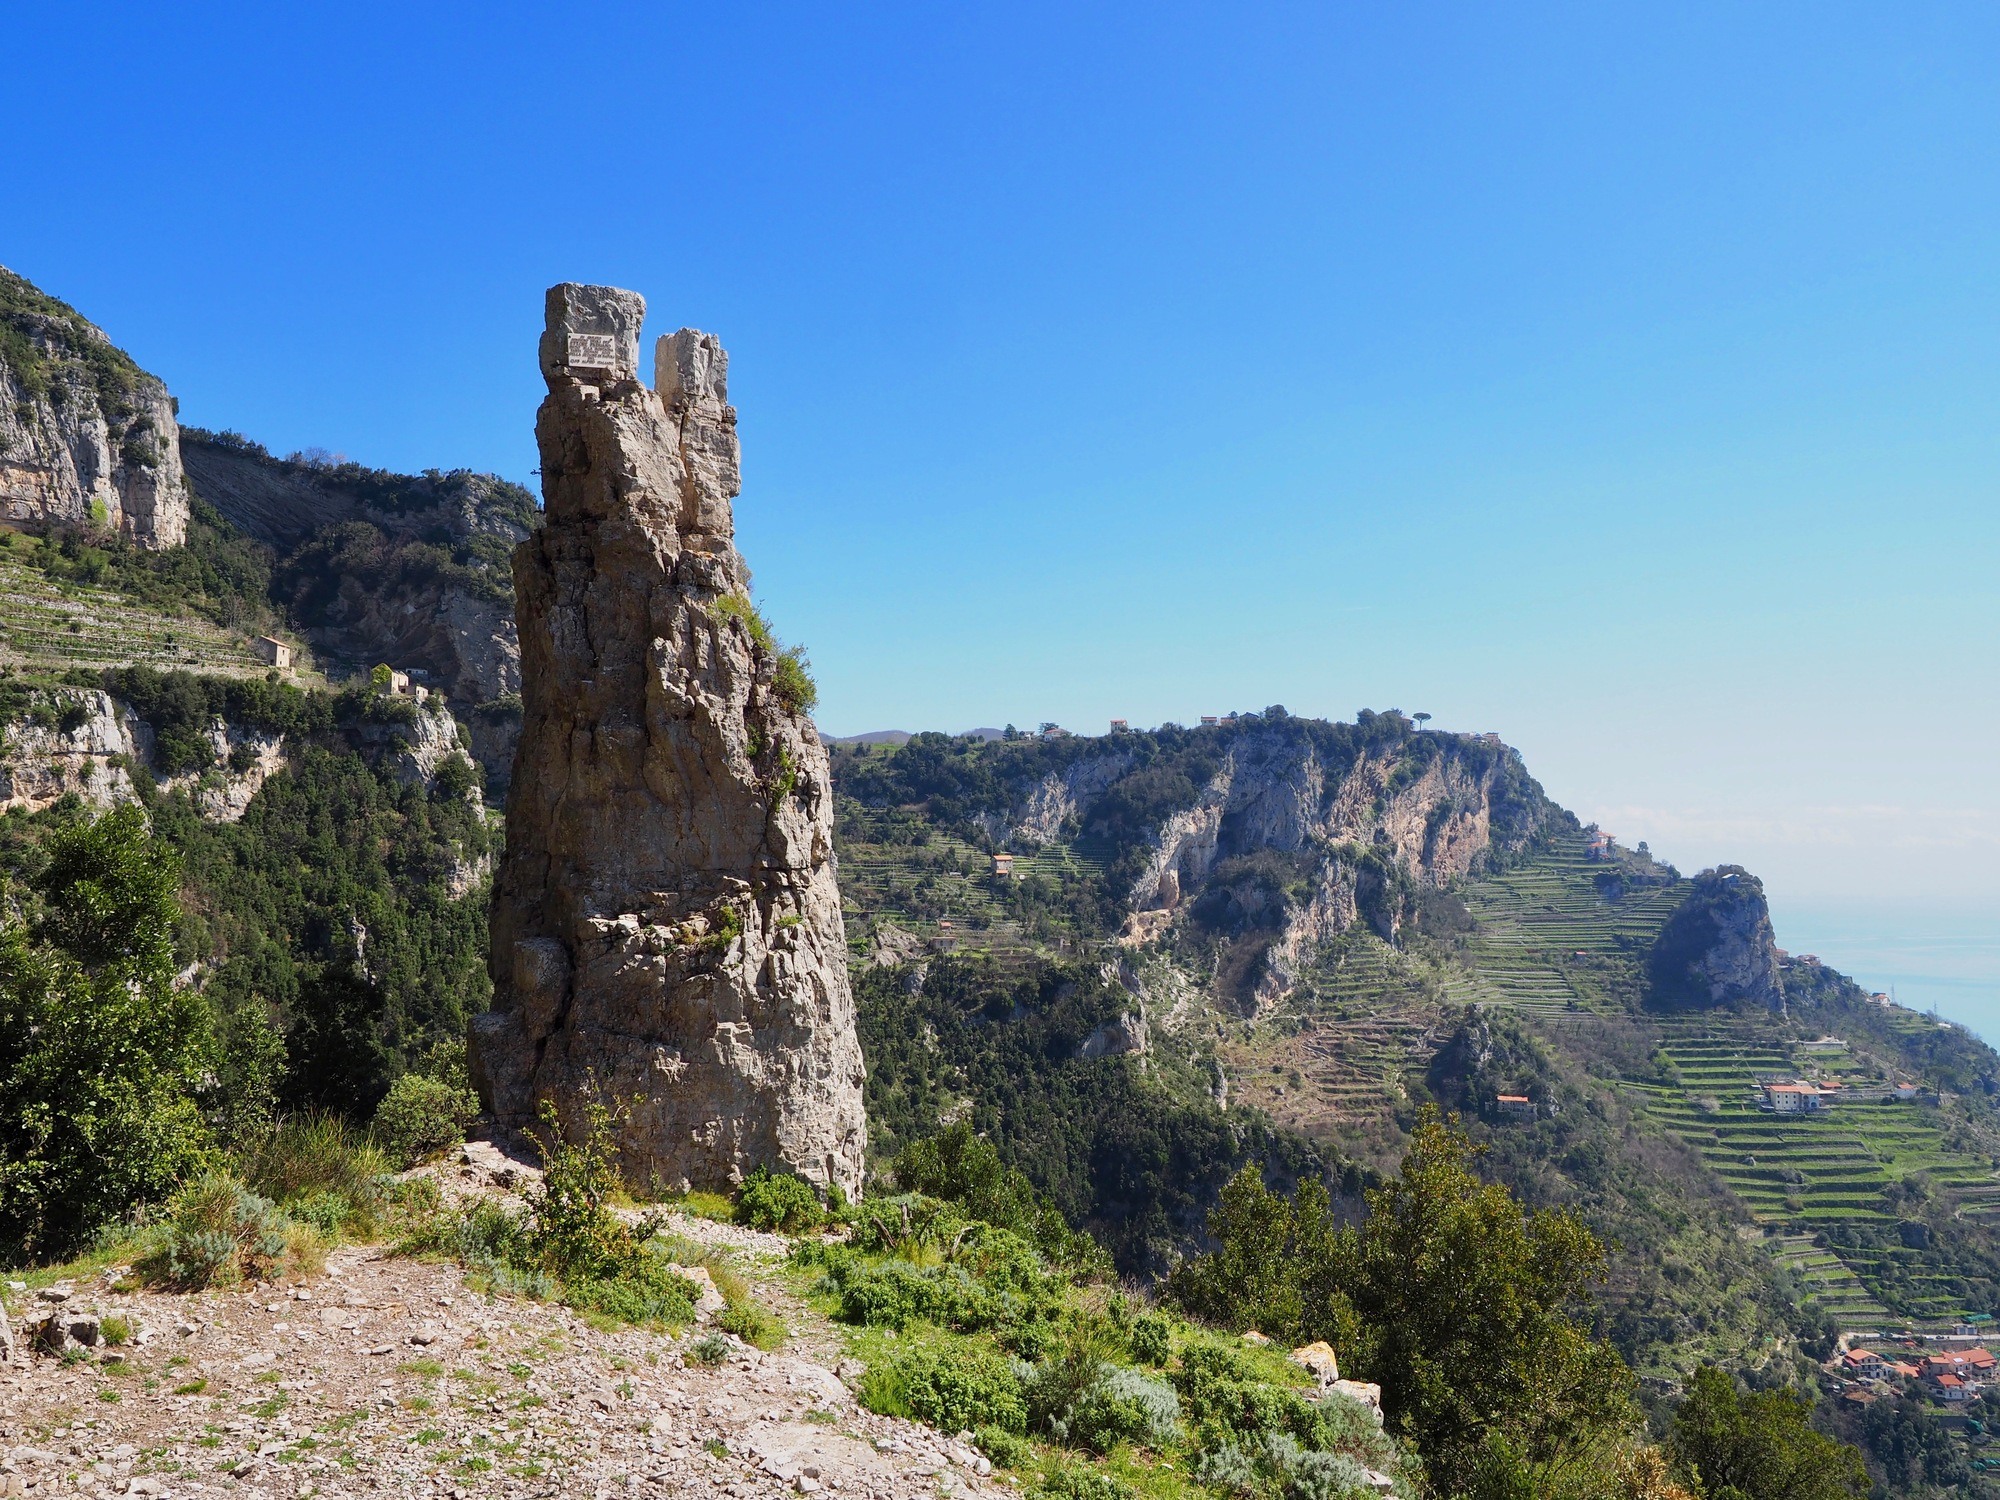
0, 686, 478, 823
473, 285, 865, 1197
0, 268, 188, 549
0, 689, 149, 812
156, 720, 286, 822
1647, 865, 1786, 1012
181, 433, 533, 778
1124, 731, 1503, 916
1101, 722, 1536, 1009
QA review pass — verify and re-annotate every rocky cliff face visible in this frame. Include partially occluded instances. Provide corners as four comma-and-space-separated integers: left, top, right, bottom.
962, 717, 1545, 1011
473, 285, 865, 1197
0, 269, 188, 549
1647, 864, 1786, 1011
0, 684, 478, 823
180, 434, 532, 778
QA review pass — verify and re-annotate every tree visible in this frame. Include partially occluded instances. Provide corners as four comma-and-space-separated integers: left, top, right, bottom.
1170, 1109, 1635, 1497
1666, 1368, 1869, 1500
1335, 1109, 1634, 1497
0, 805, 213, 1261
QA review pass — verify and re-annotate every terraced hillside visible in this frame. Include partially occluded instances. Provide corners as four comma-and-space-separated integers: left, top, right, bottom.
0, 544, 279, 677
1449, 837, 1686, 1015
830, 737, 2000, 1348
1626, 1015, 2000, 1332
833, 804, 1111, 966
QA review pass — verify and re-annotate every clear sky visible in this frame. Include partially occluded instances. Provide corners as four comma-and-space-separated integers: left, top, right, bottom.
4, 5, 1998, 955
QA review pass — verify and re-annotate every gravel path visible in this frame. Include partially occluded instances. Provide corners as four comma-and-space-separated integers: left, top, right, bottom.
1, 1193, 1002, 1500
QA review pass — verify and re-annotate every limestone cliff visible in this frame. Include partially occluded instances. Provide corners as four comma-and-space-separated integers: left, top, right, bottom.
0, 683, 479, 823
955, 714, 1549, 1011
181, 432, 531, 778
0, 268, 188, 549
472, 285, 865, 1197
1647, 864, 1786, 1012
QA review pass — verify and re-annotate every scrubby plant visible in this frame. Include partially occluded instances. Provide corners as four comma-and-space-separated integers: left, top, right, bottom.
710, 593, 818, 715
716, 1300, 785, 1349
239, 1112, 390, 1236
1035, 1463, 1133, 1500
1052, 1364, 1181, 1452
141, 1173, 317, 1289
1129, 1312, 1172, 1366
372, 1074, 477, 1166
974, 1425, 1036, 1470
688, 1333, 732, 1368
861, 1343, 1028, 1434
735, 1166, 825, 1233
398, 1096, 697, 1327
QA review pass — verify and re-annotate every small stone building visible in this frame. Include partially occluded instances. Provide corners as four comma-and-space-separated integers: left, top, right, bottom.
253, 636, 293, 670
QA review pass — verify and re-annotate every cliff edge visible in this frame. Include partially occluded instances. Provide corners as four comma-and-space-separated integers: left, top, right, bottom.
0, 268, 188, 549
472, 284, 865, 1196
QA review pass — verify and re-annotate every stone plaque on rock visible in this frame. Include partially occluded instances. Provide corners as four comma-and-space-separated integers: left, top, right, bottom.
564, 333, 618, 370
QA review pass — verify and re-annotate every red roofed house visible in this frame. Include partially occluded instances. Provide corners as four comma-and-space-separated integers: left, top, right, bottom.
1495, 1094, 1537, 1121
1764, 1081, 1827, 1114
1931, 1372, 1969, 1402
1842, 1348, 1886, 1378
1922, 1349, 1994, 1384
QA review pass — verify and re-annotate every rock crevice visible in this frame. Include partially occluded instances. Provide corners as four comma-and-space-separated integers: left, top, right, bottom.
474, 284, 864, 1196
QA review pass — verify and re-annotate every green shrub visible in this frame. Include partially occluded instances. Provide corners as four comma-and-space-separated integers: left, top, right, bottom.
716, 1301, 786, 1349
689, 1334, 732, 1368
141, 1174, 317, 1289
975, 1425, 1036, 1470
1035, 1463, 1133, 1500
0, 804, 213, 1261
735, 1167, 825, 1233
863, 1345, 1027, 1435
1196, 1430, 1401, 1500
399, 1097, 696, 1328
1045, 1365, 1181, 1453
373, 1075, 477, 1166
239, 1113, 390, 1237
1130, 1313, 1172, 1366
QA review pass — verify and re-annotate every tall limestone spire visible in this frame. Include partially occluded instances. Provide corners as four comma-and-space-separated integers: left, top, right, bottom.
471, 283, 865, 1196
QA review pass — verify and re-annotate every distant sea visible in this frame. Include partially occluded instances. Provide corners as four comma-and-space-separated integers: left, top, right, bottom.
1770, 902, 2000, 1048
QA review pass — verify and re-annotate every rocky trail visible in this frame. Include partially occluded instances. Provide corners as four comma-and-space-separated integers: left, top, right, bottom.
0, 1160, 1006, 1500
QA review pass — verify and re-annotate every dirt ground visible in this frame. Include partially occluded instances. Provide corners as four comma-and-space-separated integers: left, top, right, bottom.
0, 1164, 1007, 1500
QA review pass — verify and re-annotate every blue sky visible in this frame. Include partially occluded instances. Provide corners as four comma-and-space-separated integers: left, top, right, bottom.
5, 4, 1999, 967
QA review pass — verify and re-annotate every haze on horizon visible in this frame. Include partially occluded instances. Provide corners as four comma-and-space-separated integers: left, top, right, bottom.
5, 4, 1998, 952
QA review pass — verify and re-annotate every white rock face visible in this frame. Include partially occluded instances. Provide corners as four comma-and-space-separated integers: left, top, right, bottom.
0, 267, 189, 549
1095, 723, 1528, 1010
474, 285, 866, 1198
0, 690, 148, 812
157, 719, 287, 822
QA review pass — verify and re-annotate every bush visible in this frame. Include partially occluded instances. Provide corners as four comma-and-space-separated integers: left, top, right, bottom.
398, 1097, 697, 1328
1196, 1431, 1393, 1500
0, 804, 213, 1261
717, 1300, 786, 1349
1051, 1365, 1181, 1453
372, 1075, 477, 1166
1130, 1313, 1172, 1366
736, 1167, 825, 1234
240, 1113, 390, 1235
863, 1345, 1027, 1435
142, 1174, 318, 1289
1035, 1463, 1133, 1500
689, 1334, 732, 1368
975, 1425, 1036, 1470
